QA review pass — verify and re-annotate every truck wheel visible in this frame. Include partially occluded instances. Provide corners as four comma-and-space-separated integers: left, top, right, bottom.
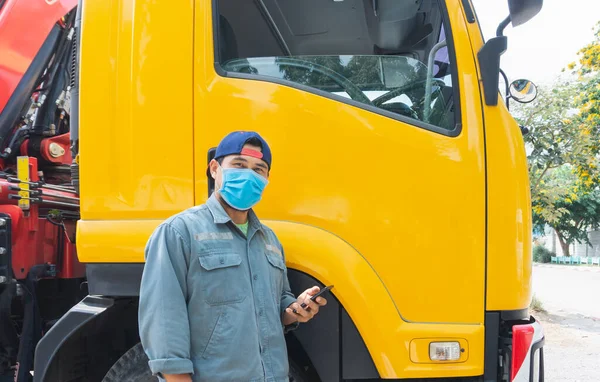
102, 342, 313, 382
102, 343, 157, 382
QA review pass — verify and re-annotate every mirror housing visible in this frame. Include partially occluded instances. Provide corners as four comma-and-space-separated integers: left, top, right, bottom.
508, 0, 543, 27
478, 37, 507, 106
509, 79, 538, 103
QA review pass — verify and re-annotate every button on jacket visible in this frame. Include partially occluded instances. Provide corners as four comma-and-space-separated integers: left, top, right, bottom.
139, 194, 297, 382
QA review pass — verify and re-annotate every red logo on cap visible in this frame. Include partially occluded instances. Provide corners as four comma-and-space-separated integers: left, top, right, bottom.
241, 148, 263, 159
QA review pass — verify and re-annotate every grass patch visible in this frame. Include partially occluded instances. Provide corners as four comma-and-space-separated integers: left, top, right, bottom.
530, 294, 547, 313
533, 245, 554, 263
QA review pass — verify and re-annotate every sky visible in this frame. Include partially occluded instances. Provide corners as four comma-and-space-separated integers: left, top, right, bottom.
471, 0, 599, 85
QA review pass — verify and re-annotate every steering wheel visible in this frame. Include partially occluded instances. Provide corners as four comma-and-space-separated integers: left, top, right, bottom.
371, 78, 446, 122
223, 57, 374, 106
371, 78, 446, 106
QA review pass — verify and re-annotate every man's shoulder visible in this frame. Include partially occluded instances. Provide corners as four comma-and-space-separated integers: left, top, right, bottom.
259, 222, 283, 247
259, 222, 276, 236
159, 203, 214, 235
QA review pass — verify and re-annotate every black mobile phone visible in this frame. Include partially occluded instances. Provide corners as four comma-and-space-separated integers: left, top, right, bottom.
300, 285, 334, 309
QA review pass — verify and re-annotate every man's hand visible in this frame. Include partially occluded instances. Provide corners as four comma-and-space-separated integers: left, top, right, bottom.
284, 286, 328, 324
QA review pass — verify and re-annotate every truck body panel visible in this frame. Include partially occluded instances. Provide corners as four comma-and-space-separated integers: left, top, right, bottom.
77, 0, 195, 221
459, 2, 533, 311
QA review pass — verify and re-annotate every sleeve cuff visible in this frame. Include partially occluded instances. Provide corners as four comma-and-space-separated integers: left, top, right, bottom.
281, 295, 300, 333
284, 320, 300, 333
148, 357, 194, 376
280, 295, 297, 317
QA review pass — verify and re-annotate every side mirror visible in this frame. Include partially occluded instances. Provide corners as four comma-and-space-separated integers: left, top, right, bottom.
507, 0, 543, 27
478, 0, 543, 106
509, 79, 538, 103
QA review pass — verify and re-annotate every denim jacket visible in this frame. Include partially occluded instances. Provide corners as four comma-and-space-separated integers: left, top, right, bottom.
138, 194, 297, 381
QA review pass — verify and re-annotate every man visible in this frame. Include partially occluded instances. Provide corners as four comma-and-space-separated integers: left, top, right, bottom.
138, 131, 327, 382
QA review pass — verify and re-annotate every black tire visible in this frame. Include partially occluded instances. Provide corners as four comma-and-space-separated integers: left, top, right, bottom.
102, 343, 157, 382
103, 342, 313, 382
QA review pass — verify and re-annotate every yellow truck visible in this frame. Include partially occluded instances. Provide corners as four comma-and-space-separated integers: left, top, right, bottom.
0, 0, 545, 381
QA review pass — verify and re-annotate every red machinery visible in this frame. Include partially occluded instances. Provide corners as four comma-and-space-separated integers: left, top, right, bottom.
0, 156, 82, 280
0, 1, 80, 380
0, 0, 76, 112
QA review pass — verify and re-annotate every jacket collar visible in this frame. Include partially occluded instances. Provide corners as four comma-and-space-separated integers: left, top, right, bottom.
206, 193, 263, 234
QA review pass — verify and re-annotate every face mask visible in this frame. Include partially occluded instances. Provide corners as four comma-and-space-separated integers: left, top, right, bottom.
218, 166, 268, 210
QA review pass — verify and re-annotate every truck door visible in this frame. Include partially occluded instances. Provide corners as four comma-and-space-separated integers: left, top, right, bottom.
194, 0, 486, 327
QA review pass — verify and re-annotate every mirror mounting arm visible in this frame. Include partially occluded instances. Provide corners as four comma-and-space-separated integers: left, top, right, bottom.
496, 15, 511, 37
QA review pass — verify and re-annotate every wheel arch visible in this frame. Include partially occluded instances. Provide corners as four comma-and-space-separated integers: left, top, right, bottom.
266, 220, 403, 379
34, 296, 140, 382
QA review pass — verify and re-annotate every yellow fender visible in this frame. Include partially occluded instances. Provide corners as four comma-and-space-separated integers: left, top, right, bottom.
268, 220, 484, 379
266, 220, 404, 377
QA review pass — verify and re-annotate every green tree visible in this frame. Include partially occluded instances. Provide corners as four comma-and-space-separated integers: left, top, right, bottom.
275, 56, 345, 91
548, 188, 600, 257
515, 83, 596, 219
518, 83, 600, 256
574, 21, 600, 74
344, 56, 383, 89
520, 22, 600, 256
570, 21, 600, 189
521, 83, 581, 199
530, 166, 600, 256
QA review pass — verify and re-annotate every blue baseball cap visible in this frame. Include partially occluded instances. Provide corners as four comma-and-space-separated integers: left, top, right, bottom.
208, 131, 272, 174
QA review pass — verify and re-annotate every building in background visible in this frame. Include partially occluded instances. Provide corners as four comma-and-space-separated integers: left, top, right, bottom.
538, 227, 600, 257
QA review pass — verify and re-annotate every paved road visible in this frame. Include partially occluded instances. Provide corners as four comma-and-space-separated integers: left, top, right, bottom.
533, 264, 600, 318
532, 264, 600, 382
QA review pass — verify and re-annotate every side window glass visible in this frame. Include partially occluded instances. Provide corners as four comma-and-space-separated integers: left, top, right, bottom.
429, 24, 455, 130
215, 0, 458, 132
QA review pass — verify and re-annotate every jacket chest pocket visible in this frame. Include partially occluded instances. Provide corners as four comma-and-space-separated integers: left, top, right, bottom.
198, 253, 246, 305
265, 253, 285, 296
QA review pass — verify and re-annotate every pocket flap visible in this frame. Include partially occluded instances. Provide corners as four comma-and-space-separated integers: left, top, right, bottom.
199, 254, 242, 271
265, 253, 285, 270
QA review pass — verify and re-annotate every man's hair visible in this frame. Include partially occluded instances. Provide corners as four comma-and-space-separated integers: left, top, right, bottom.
216, 137, 263, 165
244, 137, 263, 150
